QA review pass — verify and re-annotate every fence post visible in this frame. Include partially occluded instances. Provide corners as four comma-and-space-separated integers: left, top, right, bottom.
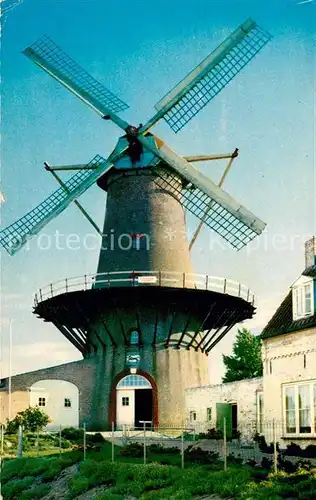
0, 425, 4, 500
36, 430, 40, 457
181, 427, 184, 469
123, 424, 127, 445
58, 425, 62, 456
143, 421, 146, 465
112, 421, 115, 462
83, 423, 86, 460
17, 425, 23, 457
273, 419, 278, 473
223, 417, 227, 471
0, 424, 4, 456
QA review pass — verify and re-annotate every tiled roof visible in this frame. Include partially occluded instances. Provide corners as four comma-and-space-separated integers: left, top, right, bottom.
261, 289, 316, 339
302, 264, 316, 278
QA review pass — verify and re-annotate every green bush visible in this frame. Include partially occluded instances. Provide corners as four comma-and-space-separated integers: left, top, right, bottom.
240, 468, 316, 500
302, 445, 316, 458
61, 427, 84, 442
86, 432, 105, 444
277, 457, 300, 474
4, 448, 316, 500
119, 442, 143, 457
69, 475, 90, 496
42, 456, 75, 481
60, 438, 72, 449
1, 457, 49, 483
253, 433, 280, 454
148, 443, 179, 455
70, 460, 180, 498
68, 460, 117, 497
2, 476, 34, 500
276, 470, 311, 485
283, 442, 302, 456
228, 453, 244, 465
281, 442, 316, 459
198, 427, 224, 440
19, 484, 51, 499
184, 446, 219, 465
6, 407, 50, 433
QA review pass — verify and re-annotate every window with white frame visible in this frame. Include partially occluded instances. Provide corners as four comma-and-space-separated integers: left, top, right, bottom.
122, 397, 129, 407
292, 281, 314, 320
257, 392, 264, 433
283, 381, 316, 435
64, 398, 71, 408
206, 407, 212, 422
38, 397, 46, 407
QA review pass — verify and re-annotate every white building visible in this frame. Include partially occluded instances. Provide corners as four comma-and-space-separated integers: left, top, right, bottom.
185, 237, 316, 447
29, 380, 79, 430
185, 377, 262, 440
261, 236, 316, 446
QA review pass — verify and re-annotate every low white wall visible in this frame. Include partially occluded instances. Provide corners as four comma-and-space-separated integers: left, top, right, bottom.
185, 377, 263, 437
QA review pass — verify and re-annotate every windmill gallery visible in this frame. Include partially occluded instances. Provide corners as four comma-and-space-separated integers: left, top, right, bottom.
0, 19, 271, 430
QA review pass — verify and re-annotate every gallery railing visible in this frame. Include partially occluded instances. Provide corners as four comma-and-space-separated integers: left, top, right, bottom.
34, 270, 255, 307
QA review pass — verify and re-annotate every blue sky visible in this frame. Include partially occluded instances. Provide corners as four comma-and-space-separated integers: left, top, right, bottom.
0, 0, 315, 383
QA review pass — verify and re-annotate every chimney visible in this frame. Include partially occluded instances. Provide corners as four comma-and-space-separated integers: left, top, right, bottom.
305, 236, 316, 269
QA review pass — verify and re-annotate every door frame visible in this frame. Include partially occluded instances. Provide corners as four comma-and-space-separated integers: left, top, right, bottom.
109, 369, 158, 428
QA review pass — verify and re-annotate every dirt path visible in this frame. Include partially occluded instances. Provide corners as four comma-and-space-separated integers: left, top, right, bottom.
41, 464, 78, 500
73, 485, 114, 499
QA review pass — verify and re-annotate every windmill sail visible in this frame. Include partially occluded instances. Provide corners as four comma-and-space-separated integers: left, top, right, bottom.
1, 21, 269, 256
0, 154, 115, 255
140, 136, 265, 249
145, 18, 271, 133
24, 36, 129, 119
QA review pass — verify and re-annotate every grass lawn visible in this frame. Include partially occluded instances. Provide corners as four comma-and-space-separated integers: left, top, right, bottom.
2, 440, 316, 499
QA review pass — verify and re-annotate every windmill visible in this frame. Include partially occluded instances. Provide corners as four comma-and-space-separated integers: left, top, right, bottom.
1, 19, 271, 429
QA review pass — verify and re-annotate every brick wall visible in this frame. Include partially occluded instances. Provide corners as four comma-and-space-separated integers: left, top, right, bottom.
0, 358, 97, 427
185, 377, 262, 434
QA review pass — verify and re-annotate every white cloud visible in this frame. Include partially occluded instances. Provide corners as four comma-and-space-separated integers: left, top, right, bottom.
0, 341, 81, 378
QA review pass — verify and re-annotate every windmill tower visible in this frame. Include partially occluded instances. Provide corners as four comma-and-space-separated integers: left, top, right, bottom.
1, 19, 271, 429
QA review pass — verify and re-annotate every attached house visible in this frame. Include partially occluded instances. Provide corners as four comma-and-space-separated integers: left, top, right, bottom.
261, 236, 316, 445
185, 237, 316, 447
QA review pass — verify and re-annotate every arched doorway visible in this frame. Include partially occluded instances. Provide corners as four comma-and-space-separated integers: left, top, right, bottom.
116, 374, 153, 428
